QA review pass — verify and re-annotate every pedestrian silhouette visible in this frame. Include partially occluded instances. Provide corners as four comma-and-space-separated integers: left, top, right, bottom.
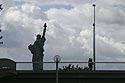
88, 58, 93, 70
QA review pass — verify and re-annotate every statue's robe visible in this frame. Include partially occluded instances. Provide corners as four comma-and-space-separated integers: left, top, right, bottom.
28, 36, 46, 71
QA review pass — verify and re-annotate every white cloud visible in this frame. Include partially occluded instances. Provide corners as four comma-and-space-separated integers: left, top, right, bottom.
45, 2, 125, 64
97, 7, 125, 25
1, 0, 15, 11
0, 0, 125, 70
0, 3, 48, 61
96, 34, 125, 64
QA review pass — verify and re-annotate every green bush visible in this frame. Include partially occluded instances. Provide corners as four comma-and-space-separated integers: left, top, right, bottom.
59, 64, 89, 71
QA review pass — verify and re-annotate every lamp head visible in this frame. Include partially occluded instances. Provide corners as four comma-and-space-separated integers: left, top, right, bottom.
93, 4, 96, 7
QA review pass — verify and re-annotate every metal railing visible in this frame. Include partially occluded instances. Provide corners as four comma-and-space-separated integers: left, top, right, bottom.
15, 62, 125, 70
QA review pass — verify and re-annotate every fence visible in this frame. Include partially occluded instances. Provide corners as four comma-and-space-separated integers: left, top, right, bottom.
16, 62, 125, 70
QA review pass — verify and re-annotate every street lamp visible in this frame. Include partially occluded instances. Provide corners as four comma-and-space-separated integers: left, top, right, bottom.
93, 4, 96, 70
53, 55, 61, 83
0, 4, 3, 45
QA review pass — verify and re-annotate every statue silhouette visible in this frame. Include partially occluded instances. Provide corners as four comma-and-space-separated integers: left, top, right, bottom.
28, 23, 47, 71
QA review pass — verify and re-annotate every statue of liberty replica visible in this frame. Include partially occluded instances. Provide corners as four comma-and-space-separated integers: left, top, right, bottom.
28, 23, 47, 71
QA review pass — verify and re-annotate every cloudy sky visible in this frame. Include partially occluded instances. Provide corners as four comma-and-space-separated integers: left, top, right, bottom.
0, 0, 125, 69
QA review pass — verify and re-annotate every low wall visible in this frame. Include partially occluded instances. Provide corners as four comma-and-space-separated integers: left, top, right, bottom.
1, 70, 125, 83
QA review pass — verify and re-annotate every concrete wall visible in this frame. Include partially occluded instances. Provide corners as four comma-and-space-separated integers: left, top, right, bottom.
1, 70, 125, 83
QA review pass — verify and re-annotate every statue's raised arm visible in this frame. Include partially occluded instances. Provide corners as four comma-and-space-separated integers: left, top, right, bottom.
42, 23, 47, 37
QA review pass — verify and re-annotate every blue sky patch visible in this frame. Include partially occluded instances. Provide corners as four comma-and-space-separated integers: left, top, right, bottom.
15, 0, 73, 11
41, 4, 73, 11
113, 4, 125, 9
15, 0, 28, 5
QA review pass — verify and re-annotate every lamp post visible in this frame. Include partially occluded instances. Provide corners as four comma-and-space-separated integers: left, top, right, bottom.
0, 4, 3, 45
93, 4, 96, 70
53, 55, 61, 83
0, 30, 3, 44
